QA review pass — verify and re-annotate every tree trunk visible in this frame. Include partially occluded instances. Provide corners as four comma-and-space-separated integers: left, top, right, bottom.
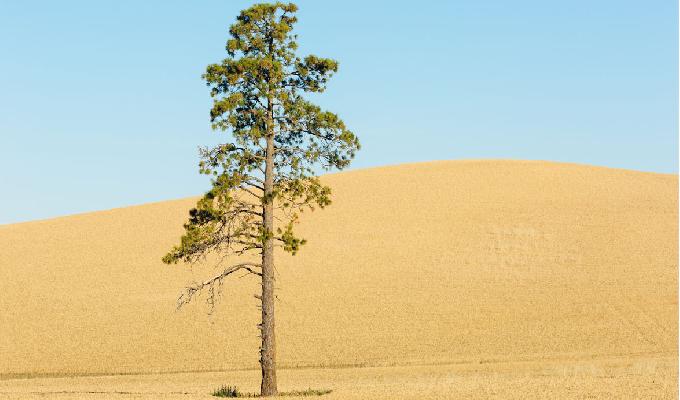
260, 103, 278, 396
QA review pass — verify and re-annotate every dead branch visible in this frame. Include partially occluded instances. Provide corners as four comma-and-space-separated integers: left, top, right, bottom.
177, 262, 262, 310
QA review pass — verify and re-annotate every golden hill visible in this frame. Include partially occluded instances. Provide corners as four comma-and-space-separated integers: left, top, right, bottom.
0, 160, 677, 378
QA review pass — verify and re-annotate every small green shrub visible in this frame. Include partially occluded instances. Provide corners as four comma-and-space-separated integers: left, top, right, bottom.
212, 385, 241, 398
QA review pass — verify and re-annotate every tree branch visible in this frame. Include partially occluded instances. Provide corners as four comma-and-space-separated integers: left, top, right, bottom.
177, 262, 262, 310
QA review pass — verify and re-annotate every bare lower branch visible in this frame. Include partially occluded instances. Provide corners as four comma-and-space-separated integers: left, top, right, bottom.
177, 262, 262, 310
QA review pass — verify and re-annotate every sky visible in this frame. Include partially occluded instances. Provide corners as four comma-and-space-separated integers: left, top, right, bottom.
0, 0, 677, 224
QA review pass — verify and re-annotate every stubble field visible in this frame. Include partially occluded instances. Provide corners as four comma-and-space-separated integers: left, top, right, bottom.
0, 160, 677, 399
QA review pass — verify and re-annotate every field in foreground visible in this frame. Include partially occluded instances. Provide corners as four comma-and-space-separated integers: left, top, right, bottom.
0, 160, 677, 398
0, 355, 676, 399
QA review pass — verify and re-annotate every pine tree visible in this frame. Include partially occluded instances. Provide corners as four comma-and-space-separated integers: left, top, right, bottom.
162, 3, 359, 396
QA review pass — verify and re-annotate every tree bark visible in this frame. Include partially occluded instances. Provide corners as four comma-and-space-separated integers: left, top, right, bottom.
260, 99, 278, 396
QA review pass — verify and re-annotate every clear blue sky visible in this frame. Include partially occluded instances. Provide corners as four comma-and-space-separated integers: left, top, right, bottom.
0, 0, 677, 224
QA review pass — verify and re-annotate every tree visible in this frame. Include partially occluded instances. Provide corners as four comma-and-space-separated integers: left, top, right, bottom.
162, 3, 359, 396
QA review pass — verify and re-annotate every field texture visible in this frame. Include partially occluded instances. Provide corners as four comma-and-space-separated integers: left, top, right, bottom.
0, 160, 677, 398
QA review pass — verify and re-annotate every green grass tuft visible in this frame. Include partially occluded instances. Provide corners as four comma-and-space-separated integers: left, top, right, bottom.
212, 385, 241, 397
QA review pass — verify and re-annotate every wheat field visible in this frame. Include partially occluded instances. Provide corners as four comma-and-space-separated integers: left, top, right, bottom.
0, 160, 677, 399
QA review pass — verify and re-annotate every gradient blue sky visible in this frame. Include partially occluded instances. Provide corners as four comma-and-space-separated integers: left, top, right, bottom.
0, 0, 677, 224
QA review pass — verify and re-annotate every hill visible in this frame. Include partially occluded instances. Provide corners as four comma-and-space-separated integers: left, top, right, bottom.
0, 160, 676, 381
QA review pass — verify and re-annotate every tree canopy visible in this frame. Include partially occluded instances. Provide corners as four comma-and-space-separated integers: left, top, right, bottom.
163, 2, 359, 268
